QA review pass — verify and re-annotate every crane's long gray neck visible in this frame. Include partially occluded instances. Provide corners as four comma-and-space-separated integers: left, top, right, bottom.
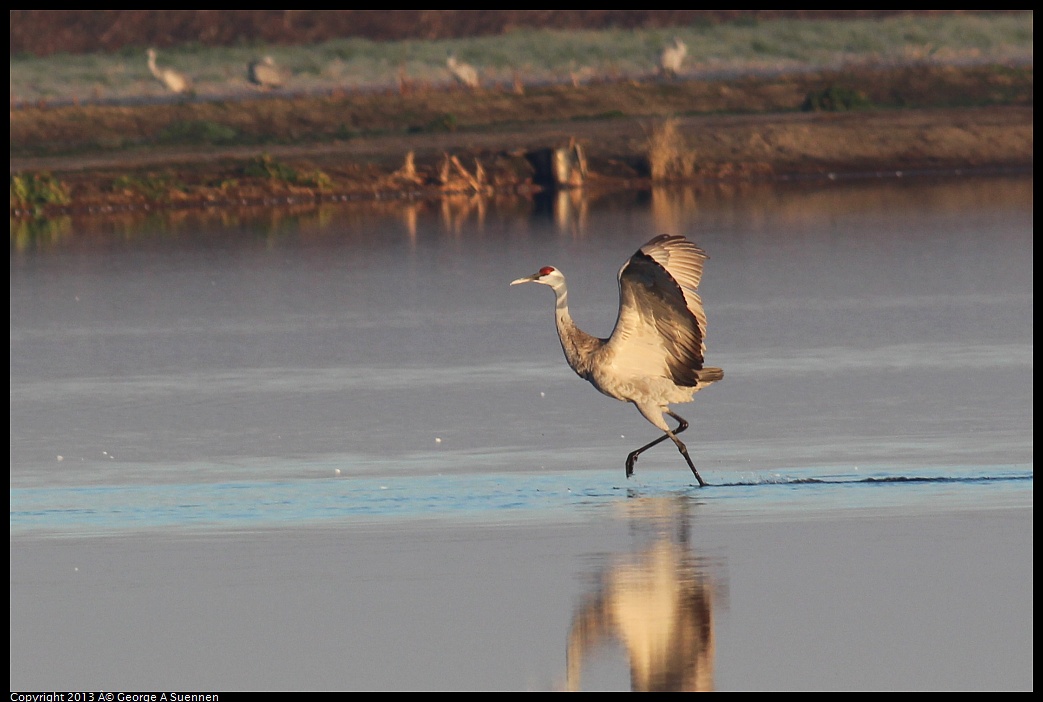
548, 278, 600, 379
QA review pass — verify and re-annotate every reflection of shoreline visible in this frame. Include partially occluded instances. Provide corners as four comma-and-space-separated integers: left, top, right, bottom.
566, 498, 717, 692
11, 172, 1032, 255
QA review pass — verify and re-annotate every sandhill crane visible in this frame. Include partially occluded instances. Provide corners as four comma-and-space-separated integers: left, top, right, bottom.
659, 38, 688, 78
511, 234, 722, 485
146, 48, 192, 95
248, 55, 287, 90
446, 55, 480, 89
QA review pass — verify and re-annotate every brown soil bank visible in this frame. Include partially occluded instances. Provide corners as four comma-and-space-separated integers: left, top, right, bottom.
9, 63, 1034, 218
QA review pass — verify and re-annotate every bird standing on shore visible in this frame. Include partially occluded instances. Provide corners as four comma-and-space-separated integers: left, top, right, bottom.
446, 55, 480, 89
146, 48, 192, 95
248, 56, 287, 90
511, 234, 722, 485
659, 38, 688, 78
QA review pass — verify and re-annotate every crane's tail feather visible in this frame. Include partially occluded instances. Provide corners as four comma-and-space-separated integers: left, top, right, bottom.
697, 367, 723, 385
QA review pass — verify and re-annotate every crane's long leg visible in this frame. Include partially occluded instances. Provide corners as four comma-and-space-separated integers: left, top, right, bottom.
625, 411, 707, 487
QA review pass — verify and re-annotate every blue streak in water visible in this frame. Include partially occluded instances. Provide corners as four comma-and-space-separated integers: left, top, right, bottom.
9, 465, 1033, 537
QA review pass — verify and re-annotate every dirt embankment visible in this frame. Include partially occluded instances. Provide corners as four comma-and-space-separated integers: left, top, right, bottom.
9, 63, 1034, 218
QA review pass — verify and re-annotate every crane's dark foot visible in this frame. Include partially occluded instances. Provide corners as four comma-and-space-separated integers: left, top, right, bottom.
625, 451, 639, 478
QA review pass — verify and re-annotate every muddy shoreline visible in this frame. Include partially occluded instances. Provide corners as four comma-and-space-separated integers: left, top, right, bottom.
9, 65, 1034, 218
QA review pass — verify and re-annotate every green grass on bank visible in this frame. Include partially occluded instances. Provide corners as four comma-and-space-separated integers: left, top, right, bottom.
10, 12, 1032, 104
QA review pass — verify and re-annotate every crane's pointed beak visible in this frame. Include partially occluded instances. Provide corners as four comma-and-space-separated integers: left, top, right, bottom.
510, 274, 538, 286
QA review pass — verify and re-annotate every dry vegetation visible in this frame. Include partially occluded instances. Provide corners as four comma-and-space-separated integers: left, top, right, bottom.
648, 120, 698, 182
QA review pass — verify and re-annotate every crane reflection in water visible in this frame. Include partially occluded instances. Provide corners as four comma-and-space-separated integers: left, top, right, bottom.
565, 496, 718, 692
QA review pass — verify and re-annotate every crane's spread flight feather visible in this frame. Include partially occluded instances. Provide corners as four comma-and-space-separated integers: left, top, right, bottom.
606, 234, 710, 388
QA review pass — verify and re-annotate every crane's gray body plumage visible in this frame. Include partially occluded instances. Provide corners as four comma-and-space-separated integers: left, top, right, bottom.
512, 234, 722, 483
447, 55, 480, 88
248, 56, 286, 90
660, 38, 688, 77
147, 48, 192, 94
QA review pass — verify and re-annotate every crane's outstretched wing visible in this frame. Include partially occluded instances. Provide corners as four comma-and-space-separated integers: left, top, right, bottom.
605, 234, 710, 387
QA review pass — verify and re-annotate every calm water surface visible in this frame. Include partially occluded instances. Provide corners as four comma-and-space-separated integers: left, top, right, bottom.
10, 174, 1033, 690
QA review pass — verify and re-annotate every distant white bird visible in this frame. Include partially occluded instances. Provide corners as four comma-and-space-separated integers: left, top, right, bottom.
659, 38, 688, 78
511, 234, 722, 485
146, 48, 192, 94
569, 64, 596, 88
446, 55, 480, 89
248, 55, 287, 90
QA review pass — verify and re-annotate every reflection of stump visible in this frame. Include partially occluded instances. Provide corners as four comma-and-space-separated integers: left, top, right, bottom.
527, 139, 587, 190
